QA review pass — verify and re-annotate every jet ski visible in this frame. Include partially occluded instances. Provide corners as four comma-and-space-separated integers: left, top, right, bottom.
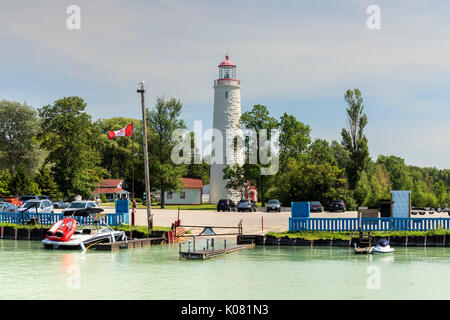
42, 207, 126, 251
369, 239, 395, 254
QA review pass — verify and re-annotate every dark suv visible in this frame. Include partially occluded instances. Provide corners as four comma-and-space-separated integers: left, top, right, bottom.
329, 200, 346, 212
217, 199, 236, 212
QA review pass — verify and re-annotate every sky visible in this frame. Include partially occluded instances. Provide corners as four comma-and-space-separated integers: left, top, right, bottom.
0, 0, 449, 169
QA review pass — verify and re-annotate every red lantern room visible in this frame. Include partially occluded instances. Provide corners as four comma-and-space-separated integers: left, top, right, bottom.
218, 55, 237, 80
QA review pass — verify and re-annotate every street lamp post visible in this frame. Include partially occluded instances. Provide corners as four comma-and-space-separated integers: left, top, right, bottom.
137, 81, 153, 232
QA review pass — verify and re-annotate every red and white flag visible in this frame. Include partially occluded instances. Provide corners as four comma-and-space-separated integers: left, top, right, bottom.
108, 123, 133, 140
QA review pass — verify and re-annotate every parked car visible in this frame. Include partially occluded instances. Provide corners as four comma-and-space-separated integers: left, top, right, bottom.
0, 201, 18, 213
53, 200, 70, 209
329, 200, 346, 212
37, 195, 51, 201
310, 201, 324, 212
2, 196, 22, 206
237, 199, 257, 212
62, 201, 99, 214
18, 195, 39, 203
267, 199, 281, 212
18, 200, 54, 213
217, 199, 236, 212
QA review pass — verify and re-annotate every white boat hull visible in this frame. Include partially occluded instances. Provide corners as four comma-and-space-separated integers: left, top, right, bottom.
370, 245, 395, 254
42, 230, 126, 250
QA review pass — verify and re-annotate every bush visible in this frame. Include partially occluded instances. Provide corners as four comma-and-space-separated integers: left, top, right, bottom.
342, 190, 357, 211
100, 194, 108, 203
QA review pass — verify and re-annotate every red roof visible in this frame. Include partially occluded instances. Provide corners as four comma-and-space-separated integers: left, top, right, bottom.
181, 177, 203, 189
93, 187, 126, 194
98, 179, 123, 188
218, 55, 236, 67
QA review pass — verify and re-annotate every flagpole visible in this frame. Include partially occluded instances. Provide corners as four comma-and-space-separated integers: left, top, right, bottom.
137, 81, 153, 233
131, 121, 135, 226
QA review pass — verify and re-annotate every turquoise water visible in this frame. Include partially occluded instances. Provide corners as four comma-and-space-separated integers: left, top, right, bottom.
0, 239, 449, 299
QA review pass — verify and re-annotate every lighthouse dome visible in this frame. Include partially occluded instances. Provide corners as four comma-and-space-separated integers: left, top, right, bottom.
218, 55, 236, 67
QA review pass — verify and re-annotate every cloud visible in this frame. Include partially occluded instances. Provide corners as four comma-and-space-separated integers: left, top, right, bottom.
0, 0, 449, 168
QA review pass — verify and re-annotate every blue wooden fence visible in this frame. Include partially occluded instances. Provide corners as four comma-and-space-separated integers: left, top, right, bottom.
0, 212, 126, 226
289, 217, 450, 232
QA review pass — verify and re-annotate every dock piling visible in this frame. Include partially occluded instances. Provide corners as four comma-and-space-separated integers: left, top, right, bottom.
211, 238, 215, 250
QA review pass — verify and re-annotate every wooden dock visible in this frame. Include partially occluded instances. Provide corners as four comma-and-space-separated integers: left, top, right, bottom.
179, 243, 255, 260
94, 237, 165, 251
354, 246, 372, 254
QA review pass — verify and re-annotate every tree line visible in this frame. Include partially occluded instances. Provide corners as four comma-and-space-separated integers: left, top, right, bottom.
0, 89, 449, 209
225, 89, 450, 209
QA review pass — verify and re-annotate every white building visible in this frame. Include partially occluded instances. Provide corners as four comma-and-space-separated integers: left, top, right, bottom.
164, 177, 203, 205
209, 55, 244, 204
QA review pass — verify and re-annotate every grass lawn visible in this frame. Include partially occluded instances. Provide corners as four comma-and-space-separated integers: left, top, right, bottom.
101, 201, 264, 210
267, 229, 450, 240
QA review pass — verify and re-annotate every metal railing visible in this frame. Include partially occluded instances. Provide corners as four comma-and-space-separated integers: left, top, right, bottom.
0, 212, 126, 226
289, 217, 450, 232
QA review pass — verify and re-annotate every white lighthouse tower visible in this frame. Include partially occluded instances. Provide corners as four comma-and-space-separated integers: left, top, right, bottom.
209, 55, 243, 204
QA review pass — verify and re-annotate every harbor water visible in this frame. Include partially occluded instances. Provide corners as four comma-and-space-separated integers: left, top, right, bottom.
0, 239, 449, 299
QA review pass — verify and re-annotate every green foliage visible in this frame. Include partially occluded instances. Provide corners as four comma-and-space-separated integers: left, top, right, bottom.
272, 158, 346, 206
35, 165, 59, 199
0, 100, 44, 175
241, 104, 279, 206
377, 155, 412, 190
147, 97, 187, 208
38, 97, 105, 199
307, 139, 337, 166
101, 194, 108, 203
10, 163, 41, 195
0, 170, 12, 196
278, 112, 311, 171
342, 189, 357, 211
341, 89, 369, 188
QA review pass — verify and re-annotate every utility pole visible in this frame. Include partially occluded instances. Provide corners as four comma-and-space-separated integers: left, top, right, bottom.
131, 121, 135, 226
137, 81, 153, 232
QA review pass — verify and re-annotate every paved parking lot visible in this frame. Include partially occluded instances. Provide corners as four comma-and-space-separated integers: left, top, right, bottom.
57, 206, 450, 235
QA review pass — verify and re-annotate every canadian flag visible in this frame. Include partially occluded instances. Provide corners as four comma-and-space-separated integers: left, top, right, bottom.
108, 123, 133, 140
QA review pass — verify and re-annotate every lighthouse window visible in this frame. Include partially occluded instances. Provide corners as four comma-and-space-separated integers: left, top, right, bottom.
225, 91, 229, 99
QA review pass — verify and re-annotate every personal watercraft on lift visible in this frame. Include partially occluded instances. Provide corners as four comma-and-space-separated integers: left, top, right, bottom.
369, 239, 395, 254
42, 207, 126, 251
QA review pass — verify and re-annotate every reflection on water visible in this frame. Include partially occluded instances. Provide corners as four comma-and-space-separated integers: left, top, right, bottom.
0, 239, 449, 300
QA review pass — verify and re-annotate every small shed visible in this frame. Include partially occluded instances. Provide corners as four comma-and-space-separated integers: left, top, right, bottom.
391, 190, 411, 218
164, 177, 203, 205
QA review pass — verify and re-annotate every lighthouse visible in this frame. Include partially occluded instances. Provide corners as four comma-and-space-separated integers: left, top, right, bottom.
209, 55, 243, 204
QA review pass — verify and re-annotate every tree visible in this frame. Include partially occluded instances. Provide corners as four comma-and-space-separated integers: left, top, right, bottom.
278, 112, 311, 172
39, 97, 106, 199
341, 89, 369, 188
186, 131, 210, 184
223, 164, 249, 199
147, 97, 187, 208
35, 165, 59, 199
95, 117, 145, 197
377, 155, 412, 190
0, 100, 44, 175
273, 158, 346, 207
241, 105, 278, 207
10, 163, 41, 196
0, 170, 12, 196
307, 139, 337, 166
